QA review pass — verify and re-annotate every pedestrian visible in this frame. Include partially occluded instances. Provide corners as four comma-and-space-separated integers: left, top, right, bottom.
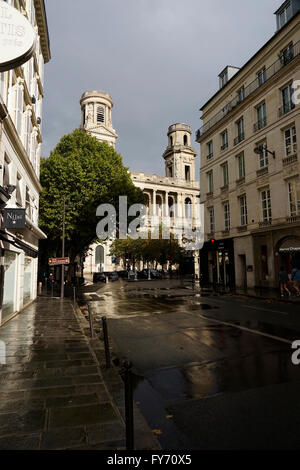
279, 267, 291, 297
291, 267, 300, 296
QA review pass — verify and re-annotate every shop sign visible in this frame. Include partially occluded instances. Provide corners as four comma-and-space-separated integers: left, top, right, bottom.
0, 1, 36, 72
48, 257, 70, 266
2, 208, 25, 229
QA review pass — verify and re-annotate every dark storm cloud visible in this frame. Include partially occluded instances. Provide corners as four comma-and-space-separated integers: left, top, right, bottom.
43, 0, 280, 175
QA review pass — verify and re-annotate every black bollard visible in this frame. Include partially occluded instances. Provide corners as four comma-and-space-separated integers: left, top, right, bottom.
124, 360, 134, 451
101, 316, 111, 368
87, 304, 94, 338
51, 281, 54, 298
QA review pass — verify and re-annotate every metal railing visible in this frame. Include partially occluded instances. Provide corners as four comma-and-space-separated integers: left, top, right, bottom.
254, 117, 267, 132
234, 132, 245, 146
279, 101, 296, 117
196, 40, 300, 140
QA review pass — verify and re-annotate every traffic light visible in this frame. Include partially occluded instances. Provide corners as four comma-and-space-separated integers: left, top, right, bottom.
209, 238, 215, 244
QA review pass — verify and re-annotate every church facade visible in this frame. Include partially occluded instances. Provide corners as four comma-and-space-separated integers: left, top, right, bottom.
80, 90, 200, 276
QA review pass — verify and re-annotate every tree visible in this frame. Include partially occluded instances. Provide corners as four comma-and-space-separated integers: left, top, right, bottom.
39, 129, 144, 279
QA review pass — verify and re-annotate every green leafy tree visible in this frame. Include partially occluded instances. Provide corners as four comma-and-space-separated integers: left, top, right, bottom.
39, 129, 144, 279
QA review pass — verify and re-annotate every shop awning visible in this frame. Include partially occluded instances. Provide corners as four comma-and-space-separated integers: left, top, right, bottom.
0, 230, 38, 258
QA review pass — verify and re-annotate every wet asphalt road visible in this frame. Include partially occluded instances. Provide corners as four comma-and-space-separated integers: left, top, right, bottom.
83, 279, 300, 450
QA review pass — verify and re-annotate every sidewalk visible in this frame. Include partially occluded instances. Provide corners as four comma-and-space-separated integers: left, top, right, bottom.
0, 296, 160, 450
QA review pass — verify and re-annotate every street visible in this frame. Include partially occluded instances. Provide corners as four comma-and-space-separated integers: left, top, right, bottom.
83, 278, 300, 450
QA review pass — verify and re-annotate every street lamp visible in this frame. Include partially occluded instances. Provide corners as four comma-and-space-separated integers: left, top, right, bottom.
61, 197, 74, 299
254, 144, 275, 158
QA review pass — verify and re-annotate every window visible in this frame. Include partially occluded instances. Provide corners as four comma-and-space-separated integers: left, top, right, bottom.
207, 141, 213, 159
183, 135, 188, 146
280, 43, 294, 66
284, 125, 297, 156
221, 162, 229, 187
25, 112, 32, 157
221, 130, 228, 150
25, 187, 31, 218
277, 2, 293, 29
207, 171, 213, 193
15, 85, 23, 136
224, 202, 230, 230
237, 153, 245, 179
170, 136, 173, 146
3, 158, 10, 187
219, 70, 228, 89
0, 73, 5, 100
261, 189, 272, 221
239, 195, 248, 226
255, 102, 267, 130
281, 83, 295, 115
258, 141, 268, 168
235, 118, 244, 144
97, 106, 104, 123
185, 166, 191, 181
208, 207, 215, 233
237, 86, 245, 103
257, 67, 267, 86
288, 179, 300, 216
185, 198, 192, 219
168, 165, 173, 177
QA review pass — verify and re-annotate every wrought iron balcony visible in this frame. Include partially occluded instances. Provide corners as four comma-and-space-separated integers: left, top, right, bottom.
254, 117, 267, 132
283, 153, 298, 166
196, 40, 300, 140
221, 143, 228, 151
207, 153, 214, 160
234, 132, 244, 146
279, 101, 296, 117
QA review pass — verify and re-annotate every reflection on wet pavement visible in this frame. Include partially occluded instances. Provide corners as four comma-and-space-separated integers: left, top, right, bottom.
81, 280, 300, 449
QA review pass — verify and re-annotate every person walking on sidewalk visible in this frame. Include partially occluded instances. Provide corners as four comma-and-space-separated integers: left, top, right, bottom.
291, 267, 300, 296
279, 267, 291, 297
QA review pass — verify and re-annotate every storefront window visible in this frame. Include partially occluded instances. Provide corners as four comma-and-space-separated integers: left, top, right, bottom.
23, 257, 33, 304
2, 251, 17, 321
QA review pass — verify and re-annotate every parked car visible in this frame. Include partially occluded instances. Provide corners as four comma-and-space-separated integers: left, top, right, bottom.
93, 272, 106, 283
108, 272, 119, 282
139, 269, 162, 280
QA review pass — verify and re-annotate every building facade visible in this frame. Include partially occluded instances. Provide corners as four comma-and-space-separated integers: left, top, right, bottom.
0, 0, 50, 325
80, 91, 200, 276
196, 0, 300, 290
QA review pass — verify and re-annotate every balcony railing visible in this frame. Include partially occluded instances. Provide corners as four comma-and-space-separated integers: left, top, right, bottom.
221, 143, 228, 151
286, 215, 300, 224
259, 219, 272, 228
283, 153, 298, 166
254, 117, 267, 132
207, 153, 214, 160
234, 132, 245, 146
256, 166, 268, 177
279, 101, 296, 117
196, 40, 300, 140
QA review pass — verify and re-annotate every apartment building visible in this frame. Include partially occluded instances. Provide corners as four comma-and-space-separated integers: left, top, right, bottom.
196, 0, 300, 290
0, 0, 50, 325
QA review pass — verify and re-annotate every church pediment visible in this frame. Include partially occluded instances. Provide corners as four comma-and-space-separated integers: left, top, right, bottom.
87, 124, 118, 138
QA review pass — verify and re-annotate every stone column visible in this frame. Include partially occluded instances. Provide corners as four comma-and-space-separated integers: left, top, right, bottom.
152, 190, 157, 216
165, 191, 169, 216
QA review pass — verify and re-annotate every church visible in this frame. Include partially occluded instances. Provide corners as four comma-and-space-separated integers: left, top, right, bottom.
80, 90, 200, 276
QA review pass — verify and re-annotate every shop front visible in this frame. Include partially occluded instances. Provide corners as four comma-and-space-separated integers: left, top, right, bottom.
200, 238, 235, 290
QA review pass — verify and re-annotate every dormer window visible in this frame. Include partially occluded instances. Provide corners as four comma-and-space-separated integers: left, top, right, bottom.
97, 106, 104, 123
277, 1, 293, 29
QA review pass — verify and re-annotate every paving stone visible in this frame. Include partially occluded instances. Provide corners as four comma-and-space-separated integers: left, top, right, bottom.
48, 403, 117, 428
86, 421, 125, 445
0, 433, 41, 450
0, 398, 44, 413
68, 439, 125, 450
25, 386, 77, 399
0, 409, 46, 436
45, 393, 99, 408
41, 427, 87, 450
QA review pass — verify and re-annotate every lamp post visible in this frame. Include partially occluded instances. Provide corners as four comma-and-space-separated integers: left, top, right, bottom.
61, 197, 66, 299
254, 144, 275, 158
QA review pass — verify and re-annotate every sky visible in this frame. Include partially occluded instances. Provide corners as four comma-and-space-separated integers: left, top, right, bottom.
43, 0, 281, 176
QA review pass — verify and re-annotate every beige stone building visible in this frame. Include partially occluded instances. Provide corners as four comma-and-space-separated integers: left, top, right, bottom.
0, 0, 50, 325
196, 0, 300, 290
80, 91, 200, 275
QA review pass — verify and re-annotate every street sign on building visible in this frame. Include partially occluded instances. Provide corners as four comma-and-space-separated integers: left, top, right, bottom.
2, 208, 26, 229
48, 257, 70, 266
0, 0, 36, 72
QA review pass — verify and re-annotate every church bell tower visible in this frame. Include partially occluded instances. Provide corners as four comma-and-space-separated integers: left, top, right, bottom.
162, 124, 197, 182
80, 90, 118, 148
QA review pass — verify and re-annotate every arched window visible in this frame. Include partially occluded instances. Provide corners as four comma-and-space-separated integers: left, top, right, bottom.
185, 198, 192, 219
97, 106, 104, 123
168, 197, 175, 218
184, 135, 188, 146
170, 136, 173, 146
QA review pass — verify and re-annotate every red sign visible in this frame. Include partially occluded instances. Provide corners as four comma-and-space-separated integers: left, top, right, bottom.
48, 257, 70, 266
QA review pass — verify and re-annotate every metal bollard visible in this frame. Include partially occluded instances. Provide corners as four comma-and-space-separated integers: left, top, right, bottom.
73, 286, 76, 305
101, 316, 111, 368
38, 282, 42, 294
124, 361, 134, 451
87, 303, 94, 338
51, 282, 54, 298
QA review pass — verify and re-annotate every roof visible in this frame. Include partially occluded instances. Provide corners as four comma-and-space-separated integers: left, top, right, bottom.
199, 9, 300, 112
